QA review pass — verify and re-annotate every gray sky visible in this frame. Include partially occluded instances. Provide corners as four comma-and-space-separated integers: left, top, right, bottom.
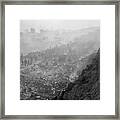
20, 20, 100, 32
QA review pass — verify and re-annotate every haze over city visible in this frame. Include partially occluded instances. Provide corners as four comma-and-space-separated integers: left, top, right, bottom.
20, 20, 100, 32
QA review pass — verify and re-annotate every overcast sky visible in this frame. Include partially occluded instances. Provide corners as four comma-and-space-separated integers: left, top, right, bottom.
20, 20, 100, 32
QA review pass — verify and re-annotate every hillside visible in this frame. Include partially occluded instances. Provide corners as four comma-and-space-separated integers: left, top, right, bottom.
20, 49, 99, 100
54, 49, 100, 100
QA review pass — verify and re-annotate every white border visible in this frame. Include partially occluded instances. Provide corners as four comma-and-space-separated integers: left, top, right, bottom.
5, 5, 115, 115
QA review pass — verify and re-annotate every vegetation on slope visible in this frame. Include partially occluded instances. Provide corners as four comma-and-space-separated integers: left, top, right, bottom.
54, 49, 100, 100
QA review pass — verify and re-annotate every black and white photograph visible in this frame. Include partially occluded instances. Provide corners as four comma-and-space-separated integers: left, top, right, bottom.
20, 20, 100, 100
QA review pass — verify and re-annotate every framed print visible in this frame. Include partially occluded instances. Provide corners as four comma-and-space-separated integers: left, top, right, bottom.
0, 0, 119, 119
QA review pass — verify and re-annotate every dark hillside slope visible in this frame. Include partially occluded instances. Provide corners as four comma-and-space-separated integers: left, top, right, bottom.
56, 49, 100, 100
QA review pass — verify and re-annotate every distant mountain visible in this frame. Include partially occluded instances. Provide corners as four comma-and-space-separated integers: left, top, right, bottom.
54, 49, 100, 100
20, 27, 100, 54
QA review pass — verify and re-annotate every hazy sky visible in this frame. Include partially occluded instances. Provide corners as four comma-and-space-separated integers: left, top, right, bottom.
20, 20, 100, 32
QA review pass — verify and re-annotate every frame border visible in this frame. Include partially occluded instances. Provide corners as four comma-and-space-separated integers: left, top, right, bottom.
0, 0, 119, 119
